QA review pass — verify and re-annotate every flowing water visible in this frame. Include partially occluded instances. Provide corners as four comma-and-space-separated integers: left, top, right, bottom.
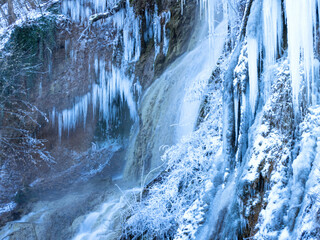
71, 16, 228, 240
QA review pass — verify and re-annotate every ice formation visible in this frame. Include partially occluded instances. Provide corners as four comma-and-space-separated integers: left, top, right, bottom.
53, 0, 141, 137
162, 11, 171, 56
153, 5, 161, 60
54, 59, 138, 138
231, 0, 320, 117
152, 5, 171, 60
61, 0, 121, 24
284, 0, 319, 112
247, 37, 259, 116
262, 0, 282, 67
57, 92, 91, 137
120, 0, 141, 62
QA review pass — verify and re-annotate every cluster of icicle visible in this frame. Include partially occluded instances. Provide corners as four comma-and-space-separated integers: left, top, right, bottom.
52, 58, 140, 139
55, 0, 172, 137
144, 5, 171, 60
55, 0, 141, 138
285, 0, 320, 110
62, 0, 141, 62
189, 0, 320, 117
248, 0, 320, 116
62, 0, 118, 24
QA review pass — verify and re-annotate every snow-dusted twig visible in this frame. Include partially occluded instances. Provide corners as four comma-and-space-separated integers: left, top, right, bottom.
78, 0, 126, 41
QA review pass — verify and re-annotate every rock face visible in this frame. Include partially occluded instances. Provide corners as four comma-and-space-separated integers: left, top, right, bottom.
134, 0, 198, 90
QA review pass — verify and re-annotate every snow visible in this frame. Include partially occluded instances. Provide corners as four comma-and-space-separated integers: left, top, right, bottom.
0, 0, 49, 28
247, 99, 320, 239
175, 199, 207, 240
239, 60, 293, 239
0, 28, 12, 51
65, 0, 320, 239
3, 0, 320, 239
288, 105, 320, 239
0, 202, 16, 214
0, 3, 55, 51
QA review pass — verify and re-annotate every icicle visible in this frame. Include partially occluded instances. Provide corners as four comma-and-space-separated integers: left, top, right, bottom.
144, 9, 153, 42
285, 0, 320, 112
122, 0, 141, 62
285, 0, 301, 113
153, 5, 161, 60
56, 92, 91, 136
52, 108, 56, 127
62, 0, 110, 24
247, 37, 259, 116
262, 0, 282, 66
199, 0, 216, 46
207, 0, 215, 47
312, 59, 320, 105
58, 114, 62, 139
39, 81, 42, 97
180, 0, 185, 15
300, 0, 315, 106
234, 83, 239, 143
54, 58, 138, 137
162, 11, 171, 56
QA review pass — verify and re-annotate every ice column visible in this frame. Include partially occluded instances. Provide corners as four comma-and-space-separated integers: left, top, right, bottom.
162, 11, 171, 56
285, 0, 320, 111
153, 5, 161, 60
247, 37, 259, 116
200, 0, 216, 46
262, 0, 282, 66
55, 58, 138, 138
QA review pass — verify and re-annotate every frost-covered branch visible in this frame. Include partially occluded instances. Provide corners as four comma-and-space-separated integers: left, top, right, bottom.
78, 0, 126, 41
0, 40, 54, 167
89, 0, 125, 23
